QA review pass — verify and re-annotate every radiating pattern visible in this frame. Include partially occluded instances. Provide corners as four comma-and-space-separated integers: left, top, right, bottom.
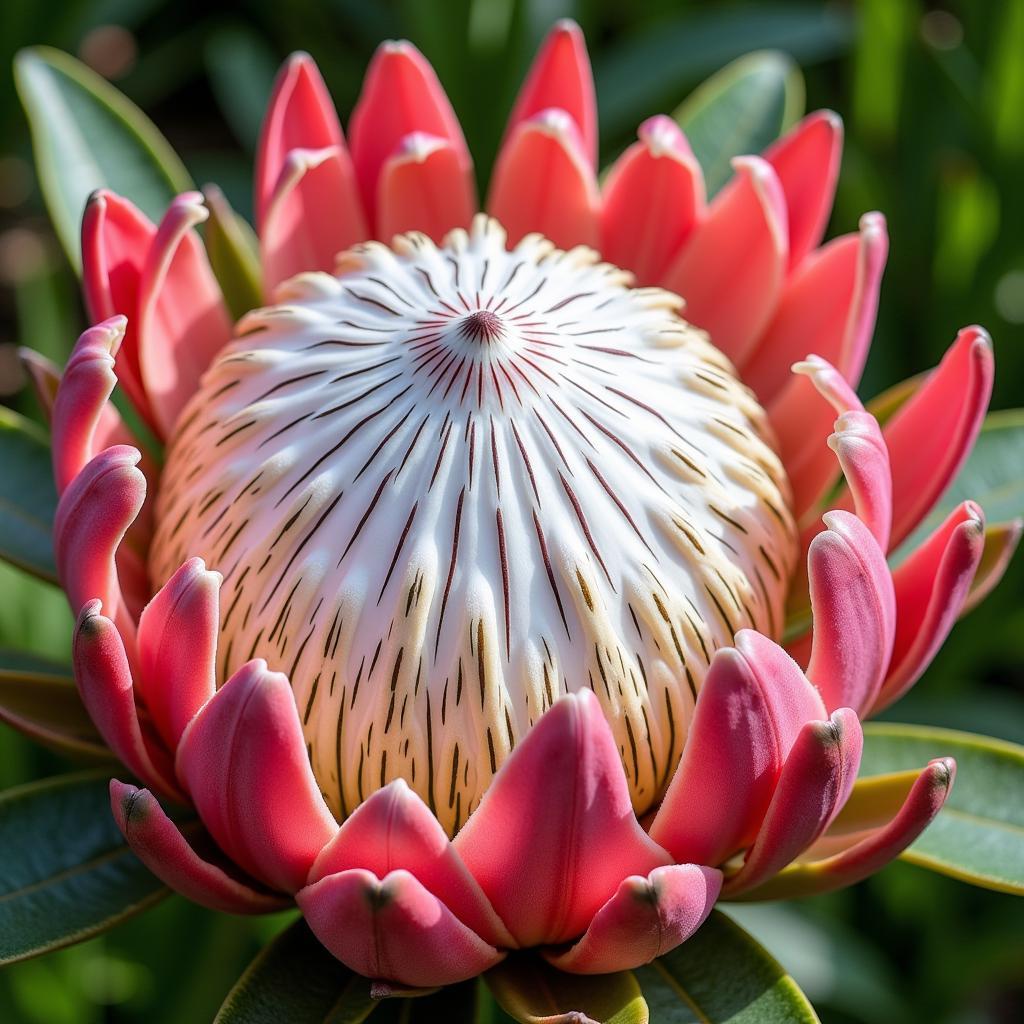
151, 216, 796, 832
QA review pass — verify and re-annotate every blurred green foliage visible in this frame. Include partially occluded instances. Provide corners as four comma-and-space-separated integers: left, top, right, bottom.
0, 0, 1022, 1021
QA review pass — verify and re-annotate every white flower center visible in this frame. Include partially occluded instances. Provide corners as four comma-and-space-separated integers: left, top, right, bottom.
151, 216, 796, 833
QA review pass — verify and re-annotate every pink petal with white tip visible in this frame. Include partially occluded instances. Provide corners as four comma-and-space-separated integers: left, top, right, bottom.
660, 156, 788, 367
874, 503, 985, 713
649, 631, 826, 867
375, 133, 476, 243
544, 864, 721, 974
73, 603, 181, 800
308, 780, 513, 948
763, 110, 843, 269
175, 660, 336, 893
298, 868, 504, 987
804, 511, 895, 716
723, 708, 862, 896
487, 108, 600, 250
503, 19, 597, 169
136, 192, 233, 439
882, 327, 994, 549
349, 41, 470, 227
111, 780, 288, 912
136, 558, 219, 749
454, 690, 671, 948
600, 115, 706, 284
744, 213, 887, 404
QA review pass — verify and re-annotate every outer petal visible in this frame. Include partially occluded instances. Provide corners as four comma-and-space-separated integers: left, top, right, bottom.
543, 864, 720, 974
136, 193, 233, 438
73, 603, 181, 800
375, 133, 476, 243
175, 660, 336, 892
503, 19, 597, 169
111, 781, 288, 913
882, 327, 994, 549
763, 110, 843, 269
660, 156, 788, 367
723, 708, 862, 896
298, 868, 503, 986
875, 503, 985, 713
600, 116, 706, 284
487, 108, 599, 250
308, 780, 513, 948
136, 558, 220, 749
804, 511, 895, 716
648, 630, 826, 869
454, 691, 671, 947
349, 41, 470, 227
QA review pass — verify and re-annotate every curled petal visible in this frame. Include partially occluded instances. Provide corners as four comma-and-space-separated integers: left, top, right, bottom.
454, 690, 670, 947
805, 510, 895, 716
487, 108, 599, 250
111, 781, 288, 913
544, 864, 721, 974
660, 156, 788, 367
723, 708, 863, 896
136, 558, 220, 749
649, 631, 826, 868
882, 327, 994, 549
763, 110, 843, 269
503, 19, 597, 169
175, 660, 337, 892
349, 41, 469, 227
376, 133, 476, 243
298, 868, 504, 986
19, 347, 61, 421
875, 503, 985, 713
600, 115, 706, 284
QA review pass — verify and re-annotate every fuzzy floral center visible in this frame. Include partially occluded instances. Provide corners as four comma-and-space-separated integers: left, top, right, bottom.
150, 215, 797, 833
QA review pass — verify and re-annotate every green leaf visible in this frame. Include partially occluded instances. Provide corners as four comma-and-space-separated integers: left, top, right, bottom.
485, 955, 649, 1023
674, 51, 805, 196
861, 723, 1024, 895
0, 649, 107, 759
214, 919, 379, 1023
636, 911, 820, 1022
14, 46, 193, 272
204, 184, 263, 320
0, 406, 59, 582
0, 770, 167, 964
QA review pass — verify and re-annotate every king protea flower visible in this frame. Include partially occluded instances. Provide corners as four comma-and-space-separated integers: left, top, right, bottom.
27, 21, 999, 987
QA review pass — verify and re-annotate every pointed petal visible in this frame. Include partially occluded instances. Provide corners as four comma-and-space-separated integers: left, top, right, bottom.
136, 558, 220, 749
805, 511, 895, 716
882, 327, 994, 549
454, 691, 670, 947
309, 780, 513, 948
649, 630, 825, 868
660, 156, 788, 366
298, 868, 503, 987
875, 503, 985, 713
763, 110, 843, 269
80, 190, 156, 426
111, 781, 288, 912
376, 133, 476, 243
504, 20, 597, 169
349, 41, 470, 227
175, 659, 336, 892
724, 708, 863, 896
600, 116, 706, 284
744, 213, 887, 404
487, 108, 599, 250
73, 603, 181, 799
962, 520, 1023, 615
136, 192, 233, 438
261, 145, 368, 293
544, 864, 720, 974
19, 347, 61, 420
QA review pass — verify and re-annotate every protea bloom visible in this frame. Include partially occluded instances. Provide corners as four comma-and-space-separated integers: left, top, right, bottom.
28, 21, 1001, 987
